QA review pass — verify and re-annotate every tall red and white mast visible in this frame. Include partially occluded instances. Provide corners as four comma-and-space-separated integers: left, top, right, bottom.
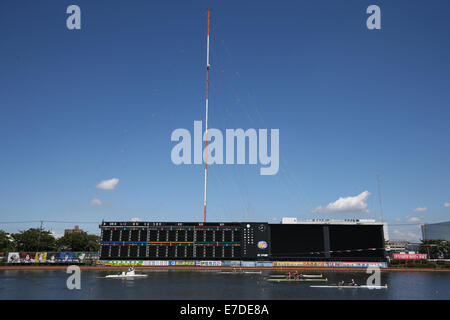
203, 9, 211, 223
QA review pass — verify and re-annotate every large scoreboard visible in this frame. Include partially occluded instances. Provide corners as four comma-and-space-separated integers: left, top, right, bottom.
99, 221, 385, 261
99, 221, 270, 260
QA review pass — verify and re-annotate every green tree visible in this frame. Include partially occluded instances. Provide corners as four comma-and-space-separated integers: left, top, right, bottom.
56, 232, 99, 252
419, 240, 449, 259
12, 228, 56, 251
0, 230, 15, 252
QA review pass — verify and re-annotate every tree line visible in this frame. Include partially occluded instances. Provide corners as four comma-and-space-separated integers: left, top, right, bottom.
419, 240, 449, 259
0, 228, 99, 252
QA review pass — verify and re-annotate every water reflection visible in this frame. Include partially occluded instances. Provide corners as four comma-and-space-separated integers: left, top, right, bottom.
0, 270, 448, 300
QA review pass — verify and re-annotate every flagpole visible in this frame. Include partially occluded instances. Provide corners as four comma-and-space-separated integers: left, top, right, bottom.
203, 9, 211, 223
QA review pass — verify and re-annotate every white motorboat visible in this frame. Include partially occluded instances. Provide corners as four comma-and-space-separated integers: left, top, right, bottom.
310, 285, 388, 289
105, 268, 148, 278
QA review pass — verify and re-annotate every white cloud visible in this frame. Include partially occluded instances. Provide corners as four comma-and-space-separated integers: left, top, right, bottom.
90, 198, 102, 206
406, 216, 421, 223
412, 207, 427, 213
51, 231, 63, 239
96, 178, 119, 190
444, 202, 450, 208
131, 217, 142, 222
391, 229, 420, 241
312, 191, 370, 214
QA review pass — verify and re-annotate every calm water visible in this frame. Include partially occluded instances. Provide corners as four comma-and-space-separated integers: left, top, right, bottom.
0, 270, 448, 300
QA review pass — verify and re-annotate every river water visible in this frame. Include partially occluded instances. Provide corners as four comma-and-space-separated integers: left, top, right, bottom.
0, 270, 448, 300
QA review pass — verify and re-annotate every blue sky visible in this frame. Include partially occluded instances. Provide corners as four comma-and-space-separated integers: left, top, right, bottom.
1, 1, 449, 240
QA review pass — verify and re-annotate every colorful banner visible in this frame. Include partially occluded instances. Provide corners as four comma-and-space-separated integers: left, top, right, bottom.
60, 252, 75, 263
74, 252, 86, 263
34, 252, 47, 263
143, 260, 169, 266
273, 261, 387, 268
255, 261, 273, 267
241, 261, 257, 267
273, 261, 326, 267
104, 260, 143, 266
195, 261, 222, 266
393, 253, 427, 260
19, 252, 35, 263
326, 261, 387, 268
7, 252, 20, 263
6, 252, 94, 264
222, 260, 241, 267
46, 252, 58, 263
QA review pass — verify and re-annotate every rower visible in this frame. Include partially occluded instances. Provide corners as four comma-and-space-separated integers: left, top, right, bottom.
349, 279, 356, 286
287, 272, 291, 279
294, 271, 299, 279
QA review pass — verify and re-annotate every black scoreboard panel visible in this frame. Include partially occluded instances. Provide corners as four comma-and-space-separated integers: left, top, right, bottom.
99, 222, 245, 260
328, 225, 385, 259
270, 224, 325, 260
270, 224, 385, 261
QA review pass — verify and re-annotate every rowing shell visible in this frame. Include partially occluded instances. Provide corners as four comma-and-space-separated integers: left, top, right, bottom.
310, 285, 388, 289
105, 274, 148, 278
217, 271, 262, 274
267, 278, 328, 282
270, 274, 323, 278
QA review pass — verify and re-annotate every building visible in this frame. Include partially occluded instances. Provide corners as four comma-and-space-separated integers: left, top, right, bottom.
64, 225, 84, 235
421, 221, 450, 241
386, 240, 409, 253
385, 240, 421, 258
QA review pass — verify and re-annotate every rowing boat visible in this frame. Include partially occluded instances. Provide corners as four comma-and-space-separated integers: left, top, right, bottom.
310, 285, 388, 289
267, 278, 328, 282
269, 274, 323, 278
105, 274, 148, 278
217, 271, 262, 274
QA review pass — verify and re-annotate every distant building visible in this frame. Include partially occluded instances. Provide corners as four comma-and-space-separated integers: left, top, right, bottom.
387, 240, 409, 253
64, 225, 83, 235
421, 221, 450, 241
385, 240, 421, 260
386, 240, 420, 254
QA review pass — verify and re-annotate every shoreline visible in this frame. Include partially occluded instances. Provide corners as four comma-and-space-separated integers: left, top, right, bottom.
0, 265, 449, 272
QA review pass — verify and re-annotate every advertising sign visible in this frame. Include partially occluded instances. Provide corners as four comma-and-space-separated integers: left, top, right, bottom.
393, 253, 427, 260
34, 252, 47, 263
241, 261, 257, 267
169, 260, 196, 266
20, 252, 35, 263
195, 261, 222, 267
255, 261, 273, 267
273, 261, 326, 267
7, 252, 20, 263
221, 260, 241, 267
143, 260, 169, 266
74, 252, 86, 263
60, 252, 75, 263
104, 260, 143, 266
326, 261, 387, 268
46, 252, 58, 263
